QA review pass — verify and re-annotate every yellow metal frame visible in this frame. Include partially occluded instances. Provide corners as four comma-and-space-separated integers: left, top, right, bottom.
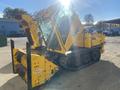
48, 12, 105, 54
12, 46, 58, 89
11, 8, 105, 90
18, 14, 105, 55
18, 15, 41, 49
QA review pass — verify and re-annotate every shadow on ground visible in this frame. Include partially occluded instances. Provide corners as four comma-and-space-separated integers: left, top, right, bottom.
1, 60, 120, 90
0, 63, 12, 74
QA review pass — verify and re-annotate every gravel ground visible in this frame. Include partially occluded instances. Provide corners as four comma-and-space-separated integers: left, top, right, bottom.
0, 37, 120, 90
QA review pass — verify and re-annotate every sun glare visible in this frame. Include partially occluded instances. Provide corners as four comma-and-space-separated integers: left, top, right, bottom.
59, 0, 71, 9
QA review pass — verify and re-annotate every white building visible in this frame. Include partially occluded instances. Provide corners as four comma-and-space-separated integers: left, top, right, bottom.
0, 18, 25, 36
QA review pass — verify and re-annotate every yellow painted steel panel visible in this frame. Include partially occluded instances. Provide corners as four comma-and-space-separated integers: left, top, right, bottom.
31, 54, 58, 88
13, 48, 58, 88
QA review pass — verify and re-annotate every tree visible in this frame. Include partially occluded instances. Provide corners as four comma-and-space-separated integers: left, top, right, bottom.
3, 7, 28, 19
84, 14, 94, 25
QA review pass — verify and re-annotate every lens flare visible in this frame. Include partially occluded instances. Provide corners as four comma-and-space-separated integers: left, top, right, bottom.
59, 0, 71, 9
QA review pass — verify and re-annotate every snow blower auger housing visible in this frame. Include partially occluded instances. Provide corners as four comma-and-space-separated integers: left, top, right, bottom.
10, 4, 105, 90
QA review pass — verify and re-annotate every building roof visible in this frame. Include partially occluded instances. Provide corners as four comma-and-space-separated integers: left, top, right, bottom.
0, 18, 17, 23
103, 18, 120, 24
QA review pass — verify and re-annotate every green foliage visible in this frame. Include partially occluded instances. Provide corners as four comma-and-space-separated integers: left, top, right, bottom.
3, 7, 28, 19
84, 14, 94, 25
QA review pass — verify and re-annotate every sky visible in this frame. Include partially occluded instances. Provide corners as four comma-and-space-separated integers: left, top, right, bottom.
0, 0, 120, 22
